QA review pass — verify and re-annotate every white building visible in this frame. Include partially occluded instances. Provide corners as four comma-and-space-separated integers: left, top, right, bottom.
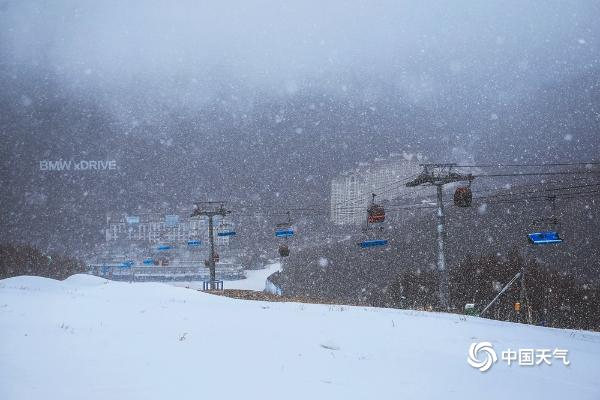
104, 212, 232, 246
330, 154, 423, 225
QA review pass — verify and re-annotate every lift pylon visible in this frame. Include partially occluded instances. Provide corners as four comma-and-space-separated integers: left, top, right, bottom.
406, 164, 474, 310
191, 201, 232, 290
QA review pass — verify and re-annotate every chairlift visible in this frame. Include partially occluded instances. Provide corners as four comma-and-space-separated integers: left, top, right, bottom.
275, 228, 294, 238
187, 240, 201, 247
275, 211, 294, 257
157, 244, 172, 251
359, 239, 388, 248
527, 196, 563, 245
143, 258, 154, 265
217, 220, 237, 237
528, 231, 563, 245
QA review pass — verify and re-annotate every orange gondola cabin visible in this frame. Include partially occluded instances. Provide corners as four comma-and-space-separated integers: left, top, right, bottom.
454, 186, 473, 207
279, 244, 290, 257
367, 201, 385, 224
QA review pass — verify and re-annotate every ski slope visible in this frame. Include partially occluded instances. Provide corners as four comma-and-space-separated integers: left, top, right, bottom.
172, 262, 282, 291
1, 274, 599, 400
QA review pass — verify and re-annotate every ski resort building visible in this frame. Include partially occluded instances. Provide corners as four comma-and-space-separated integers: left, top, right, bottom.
104, 212, 231, 246
330, 154, 422, 225
87, 211, 242, 281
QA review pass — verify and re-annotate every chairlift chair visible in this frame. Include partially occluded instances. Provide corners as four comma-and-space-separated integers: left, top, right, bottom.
527, 196, 563, 245
275, 211, 294, 257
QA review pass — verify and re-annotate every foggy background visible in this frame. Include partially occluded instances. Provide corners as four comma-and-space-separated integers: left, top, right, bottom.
1, 0, 599, 255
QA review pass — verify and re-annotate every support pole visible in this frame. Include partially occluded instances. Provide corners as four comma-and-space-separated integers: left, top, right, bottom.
519, 263, 532, 324
208, 215, 216, 287
190, 201, 231, 291
435, 183, 449, 309
406, 164, 473, 312
480, 271, 522, 317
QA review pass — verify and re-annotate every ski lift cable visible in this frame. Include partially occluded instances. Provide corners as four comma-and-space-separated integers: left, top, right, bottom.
334, 186, 600, 213
473, 182, 600, 200
332, 182, 600, 212
329, 173, 421, 210
453, 161, 600, 168
474, 190, 600, 205
472, 170, 600, 178
468, 175, 600, 197
186, 168, 598, 220
475, 186, 600, 201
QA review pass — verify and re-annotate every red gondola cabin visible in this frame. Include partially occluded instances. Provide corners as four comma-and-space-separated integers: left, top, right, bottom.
279, 244, 290, 257
367, 204, 385, 223
454, 187, 473, 207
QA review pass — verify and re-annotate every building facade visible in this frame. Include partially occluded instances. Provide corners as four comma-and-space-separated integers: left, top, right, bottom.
330, 154, 423, 225
104, 212, 231, 246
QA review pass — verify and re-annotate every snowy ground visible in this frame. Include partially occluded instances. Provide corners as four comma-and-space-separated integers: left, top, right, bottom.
1, 274, 599, 400
172, 261, 282, 291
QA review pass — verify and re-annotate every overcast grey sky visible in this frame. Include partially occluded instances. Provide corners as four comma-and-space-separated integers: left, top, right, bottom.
2, 0, 599, 104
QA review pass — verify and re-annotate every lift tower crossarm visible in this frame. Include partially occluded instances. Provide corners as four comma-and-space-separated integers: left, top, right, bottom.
406, 164, 474, 187
405, 164, 474, 310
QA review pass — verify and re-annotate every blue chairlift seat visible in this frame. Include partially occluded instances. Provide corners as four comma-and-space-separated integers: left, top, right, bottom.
527, 231, 563, 245
275, 229, 294, 238
187, 240, 201, 247
157, 244, 172, 251
359, 239, 388, 248
143, 258, 154, 265
217, 231, 236, 237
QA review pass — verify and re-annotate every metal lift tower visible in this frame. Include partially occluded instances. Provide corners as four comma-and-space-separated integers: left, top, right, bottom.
406, 164, 474, 310
190, 201, 231, 290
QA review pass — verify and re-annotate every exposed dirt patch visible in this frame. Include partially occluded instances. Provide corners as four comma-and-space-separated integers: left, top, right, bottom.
201, 289, 359, 305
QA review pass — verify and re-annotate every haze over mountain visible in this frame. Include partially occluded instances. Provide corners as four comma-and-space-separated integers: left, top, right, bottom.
1, 1, 599, 255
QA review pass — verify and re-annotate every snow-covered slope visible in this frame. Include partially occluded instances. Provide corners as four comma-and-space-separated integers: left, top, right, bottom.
1, 274, 599, 400
172, 262, 282, 291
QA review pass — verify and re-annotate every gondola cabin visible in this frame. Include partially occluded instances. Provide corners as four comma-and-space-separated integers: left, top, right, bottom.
367, 204, 385, 223
279, 244, 290, 257
275, 228, 294, 238
527, 231, 563, 245
454, 187, 473, 207
359, 239, 388, 248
